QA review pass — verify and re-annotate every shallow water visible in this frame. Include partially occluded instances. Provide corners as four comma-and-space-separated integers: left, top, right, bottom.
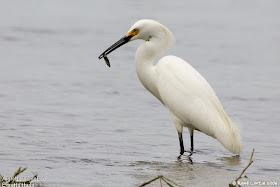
0, 1, 280, 186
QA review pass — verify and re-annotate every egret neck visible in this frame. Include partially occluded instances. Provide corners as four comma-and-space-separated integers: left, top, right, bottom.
135, 33, 168, 103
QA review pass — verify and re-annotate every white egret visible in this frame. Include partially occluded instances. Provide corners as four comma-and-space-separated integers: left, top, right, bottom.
98, 19, 242, 155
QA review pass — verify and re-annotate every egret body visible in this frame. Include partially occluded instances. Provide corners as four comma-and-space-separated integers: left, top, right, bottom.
99, 19, 242, 155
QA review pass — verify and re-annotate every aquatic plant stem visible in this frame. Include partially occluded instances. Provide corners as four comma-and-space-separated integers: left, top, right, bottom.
229, 149, 255, 187
236, 149, 254, 182
139, 175, 183, 187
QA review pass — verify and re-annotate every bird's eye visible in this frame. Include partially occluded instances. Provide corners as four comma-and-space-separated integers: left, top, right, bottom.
133, 28, 139, 33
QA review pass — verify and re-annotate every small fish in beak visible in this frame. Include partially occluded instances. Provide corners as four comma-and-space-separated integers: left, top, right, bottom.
98, 35, 133, 67
103, 54, 110, 67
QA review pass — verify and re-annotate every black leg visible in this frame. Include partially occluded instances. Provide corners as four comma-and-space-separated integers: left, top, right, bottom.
178, 132, 185, 155
190, 134, 194, 152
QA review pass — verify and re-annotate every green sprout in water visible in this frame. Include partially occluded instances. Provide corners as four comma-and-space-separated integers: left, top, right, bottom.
0, 167, 39, 186
229, 149, 255, 187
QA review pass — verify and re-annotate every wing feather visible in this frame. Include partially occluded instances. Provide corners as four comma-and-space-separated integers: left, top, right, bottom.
156, 55, 226, 137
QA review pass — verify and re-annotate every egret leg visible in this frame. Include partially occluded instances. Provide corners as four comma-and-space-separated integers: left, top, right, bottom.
178, 132, 185, 155
188, 128, 194, 153
190, 134, 194, 152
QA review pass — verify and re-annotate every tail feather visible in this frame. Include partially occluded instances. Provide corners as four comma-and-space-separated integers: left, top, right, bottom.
216, 115, 243, 154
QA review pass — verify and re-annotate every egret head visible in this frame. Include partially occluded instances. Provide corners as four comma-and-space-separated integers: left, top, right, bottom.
126, 19, 165, 42
98, 19, 175, 62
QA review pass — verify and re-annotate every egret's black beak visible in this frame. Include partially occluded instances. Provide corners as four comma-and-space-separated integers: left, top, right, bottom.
98, 35, 133, 60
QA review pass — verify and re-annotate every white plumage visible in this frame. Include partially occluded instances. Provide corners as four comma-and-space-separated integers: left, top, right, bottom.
156, 55, 242, 154
99, 19, 242, 155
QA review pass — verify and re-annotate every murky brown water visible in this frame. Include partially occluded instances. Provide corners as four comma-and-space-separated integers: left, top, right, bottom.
0, 1, 279, 186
